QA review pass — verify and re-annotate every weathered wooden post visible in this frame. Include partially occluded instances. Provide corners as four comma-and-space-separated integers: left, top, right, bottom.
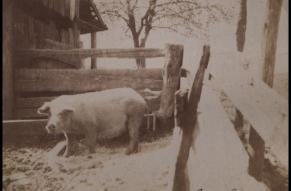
261, 0, 283, 87
91, 32, 97, 69
156, 44, 184, 122
78, 41, 86, 69
236, 0, 247, 52
3, 0, 14, 119
171, 45, 210, 191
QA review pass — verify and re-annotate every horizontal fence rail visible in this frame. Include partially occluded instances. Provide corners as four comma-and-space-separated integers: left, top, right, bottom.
15, 68, 163, 94
206, 54, 288, 189
17, 48, 165, 59
3, 119, 48, 137
209, 60, 288, 169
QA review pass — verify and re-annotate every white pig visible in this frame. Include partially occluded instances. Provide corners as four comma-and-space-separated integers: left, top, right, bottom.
38, 88, 147, 157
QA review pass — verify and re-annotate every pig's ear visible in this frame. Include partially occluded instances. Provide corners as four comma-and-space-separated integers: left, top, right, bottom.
60, 107, 75, 117
37, 102, 50, 115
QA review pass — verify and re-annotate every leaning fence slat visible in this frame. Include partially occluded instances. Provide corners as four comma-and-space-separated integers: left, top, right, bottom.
17, 48, 165, 59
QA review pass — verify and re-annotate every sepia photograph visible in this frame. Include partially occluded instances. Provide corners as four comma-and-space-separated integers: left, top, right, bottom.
3, 0, 288, 191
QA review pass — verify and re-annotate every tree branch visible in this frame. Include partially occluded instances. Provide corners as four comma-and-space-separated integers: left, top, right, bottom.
137, 0, 157, 37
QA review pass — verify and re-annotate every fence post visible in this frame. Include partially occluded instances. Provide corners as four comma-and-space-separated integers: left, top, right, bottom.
171, 45, 210, 191
156, 44, 183, 120
3, 0, 14, 119
261, 0, 283, 87
91, 32, 97, 69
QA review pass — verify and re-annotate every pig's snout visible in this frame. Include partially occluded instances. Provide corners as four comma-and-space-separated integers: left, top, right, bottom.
46, 124, 56, 134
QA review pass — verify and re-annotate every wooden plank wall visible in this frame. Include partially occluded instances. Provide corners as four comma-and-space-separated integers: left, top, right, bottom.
14, 68, 163, 119
13, 0, 81, 69
40, 0, 77, 21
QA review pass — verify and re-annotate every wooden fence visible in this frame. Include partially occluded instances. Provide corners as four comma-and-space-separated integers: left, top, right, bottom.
3, 42, 287, 191
4, 44, 184, 137
170, 49, 288, 191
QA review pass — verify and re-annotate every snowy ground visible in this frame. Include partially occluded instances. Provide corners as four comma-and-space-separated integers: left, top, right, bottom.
3, 133, 173, 191
3, 73, 287, 191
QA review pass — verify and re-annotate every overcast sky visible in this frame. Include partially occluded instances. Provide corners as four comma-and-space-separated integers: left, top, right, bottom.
81, 0, 288, 73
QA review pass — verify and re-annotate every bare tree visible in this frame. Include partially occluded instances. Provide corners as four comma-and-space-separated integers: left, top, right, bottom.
96, 0, 232, 68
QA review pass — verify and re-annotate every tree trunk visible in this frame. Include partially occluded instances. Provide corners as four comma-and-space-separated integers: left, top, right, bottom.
137, 41, 146, 68
132, 35, 145, 68
133, 42, 146, 69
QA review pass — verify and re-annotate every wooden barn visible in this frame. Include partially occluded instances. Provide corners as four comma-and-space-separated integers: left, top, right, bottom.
3, 0, 108, 120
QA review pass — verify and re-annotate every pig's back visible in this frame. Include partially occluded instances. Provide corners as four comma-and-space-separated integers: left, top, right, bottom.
74, 88, 146, 108
63, 88, 146, 138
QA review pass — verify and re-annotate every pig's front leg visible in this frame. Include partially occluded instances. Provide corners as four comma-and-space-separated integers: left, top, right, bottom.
63, 132, 74, 157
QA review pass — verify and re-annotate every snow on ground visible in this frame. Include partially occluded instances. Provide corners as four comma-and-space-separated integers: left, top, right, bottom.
3, 134, 173, 191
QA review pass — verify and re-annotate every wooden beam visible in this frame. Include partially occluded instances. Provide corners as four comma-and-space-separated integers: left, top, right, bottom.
75, 0, 79, 19
16, 48, 165, 59
3, 0, 14, 119
220, 81, 288, 167
91, 32, 97, 69
15, 69, 163, 94
27, 58, 81, 69
73, 22, 80, 48
88, 0, 107, 30
236, 0, 247, 52
208, 56, 288, 168
77, 18, 101, 33
261, 0, 283, 87
186, 86, 263, 190
3, 119, 48, 137
156, 44, 184, 119
28, 38, 82, 69
171, 45, 210, 191
17, 68, 163, 81
208, 60, 288, 190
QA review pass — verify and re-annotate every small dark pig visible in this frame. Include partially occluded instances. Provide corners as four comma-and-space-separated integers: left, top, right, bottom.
38, 88, 147, 157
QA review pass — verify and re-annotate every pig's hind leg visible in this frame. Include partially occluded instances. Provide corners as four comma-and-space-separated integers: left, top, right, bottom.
83, 128, 97, 154
125, 114, 143, 155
